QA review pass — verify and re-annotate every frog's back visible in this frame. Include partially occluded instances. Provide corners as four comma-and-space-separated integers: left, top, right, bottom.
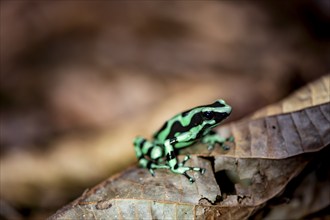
153, 108, 204, 144
153, 113, 181, 143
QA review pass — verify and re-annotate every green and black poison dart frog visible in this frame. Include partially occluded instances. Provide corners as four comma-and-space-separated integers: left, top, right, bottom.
134, 99, 232, 183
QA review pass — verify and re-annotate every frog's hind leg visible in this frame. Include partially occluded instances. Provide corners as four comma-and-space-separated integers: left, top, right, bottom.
134, 137, 169, 176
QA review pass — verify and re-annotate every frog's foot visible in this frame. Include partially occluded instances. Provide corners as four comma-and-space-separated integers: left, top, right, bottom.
179, 154, 205, 174
202, 132, 226, 151
207, 140, 225, 151
220, 136, 235, 151
178, 155, 205, 173
183, 168, 206, 183
139, 157, 170, 177
148, 165, 168, 176
203, 134, 235, 151
170, 165, 205, 183
149, 163, 170, 176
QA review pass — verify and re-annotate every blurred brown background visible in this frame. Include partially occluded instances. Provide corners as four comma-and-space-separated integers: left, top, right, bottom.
0, 1, 329, 219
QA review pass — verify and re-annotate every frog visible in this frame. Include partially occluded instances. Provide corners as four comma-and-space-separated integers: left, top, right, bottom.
134, 99, 232, 183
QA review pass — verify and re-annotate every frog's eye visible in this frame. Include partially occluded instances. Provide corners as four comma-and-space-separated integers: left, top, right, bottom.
202, 111, 214, 120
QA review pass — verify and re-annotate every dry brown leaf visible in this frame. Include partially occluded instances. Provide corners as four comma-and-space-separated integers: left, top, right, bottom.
213, 103, 329, 159
250, 74, 329, 119
50, 76, 330, 219
257, 152, 330, 219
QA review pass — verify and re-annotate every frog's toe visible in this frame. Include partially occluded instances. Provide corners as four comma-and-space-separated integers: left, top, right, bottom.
207, 144, 215, 151
227, 136, 235, 142
149, 168, 155, 176
179, 155, 191, 166
182, 172, 195, 183
182, 154, 191, 163
222, 144, 230, 151
191, 167, 205, 174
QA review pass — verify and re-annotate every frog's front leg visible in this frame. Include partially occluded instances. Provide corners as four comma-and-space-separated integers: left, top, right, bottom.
164, 133, 205, 183
202, 130, 233, 150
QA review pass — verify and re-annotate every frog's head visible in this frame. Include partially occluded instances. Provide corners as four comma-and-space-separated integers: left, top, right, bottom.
200, 99, 232, 128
